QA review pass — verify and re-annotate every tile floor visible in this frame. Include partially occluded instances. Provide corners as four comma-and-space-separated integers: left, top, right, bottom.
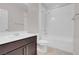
37, 46, 73, 55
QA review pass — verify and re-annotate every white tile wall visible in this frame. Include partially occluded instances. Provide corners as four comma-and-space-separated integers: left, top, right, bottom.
40, 4, 74, 52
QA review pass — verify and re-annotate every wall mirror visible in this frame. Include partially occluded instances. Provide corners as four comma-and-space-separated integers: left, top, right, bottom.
0, 9, 8, 32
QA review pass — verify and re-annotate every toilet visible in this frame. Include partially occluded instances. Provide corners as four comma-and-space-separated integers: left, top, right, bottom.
37, 39, 48, 54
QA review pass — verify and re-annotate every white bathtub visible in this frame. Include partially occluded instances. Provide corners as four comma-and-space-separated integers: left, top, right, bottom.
41, 34, 73, 53
0, 31, 36, 45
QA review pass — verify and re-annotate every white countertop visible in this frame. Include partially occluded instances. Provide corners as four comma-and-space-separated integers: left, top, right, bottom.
0, 31, 37, 45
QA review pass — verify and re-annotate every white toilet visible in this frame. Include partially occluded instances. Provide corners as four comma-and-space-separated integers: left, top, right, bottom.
37, 39, 48, 55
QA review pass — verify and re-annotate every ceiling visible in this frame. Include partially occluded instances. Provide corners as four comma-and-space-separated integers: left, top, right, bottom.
42, 3, 71, 10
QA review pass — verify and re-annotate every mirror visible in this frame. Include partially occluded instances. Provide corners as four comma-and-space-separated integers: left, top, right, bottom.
0, 9, 8, 32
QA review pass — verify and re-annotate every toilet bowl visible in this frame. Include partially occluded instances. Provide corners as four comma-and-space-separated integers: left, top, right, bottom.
37, 39, 48, 54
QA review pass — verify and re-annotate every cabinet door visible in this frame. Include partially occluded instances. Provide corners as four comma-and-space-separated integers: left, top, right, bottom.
24, 41, 36, 55
6, 47, 24, 55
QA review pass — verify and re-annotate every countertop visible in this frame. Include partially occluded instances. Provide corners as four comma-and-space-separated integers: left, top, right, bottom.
0, 31, 37, 45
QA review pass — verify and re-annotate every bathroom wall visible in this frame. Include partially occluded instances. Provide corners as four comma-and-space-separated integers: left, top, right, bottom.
0, 3, 39, 33
24, 3, 39, 33
0, 3, 27, 31
46, 4, 74, 39
74, 4, 79, 54
41, 4, 74, 52
0, 9, 8, 32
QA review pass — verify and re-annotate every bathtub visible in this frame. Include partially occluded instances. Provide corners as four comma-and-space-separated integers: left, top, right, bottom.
0, 31, 36, 45
41, 34, 73, 53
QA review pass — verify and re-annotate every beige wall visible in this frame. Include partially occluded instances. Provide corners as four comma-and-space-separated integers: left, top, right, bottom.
0, 3, 27, 31
0, 3, 39, 33
24, 3, 39, 33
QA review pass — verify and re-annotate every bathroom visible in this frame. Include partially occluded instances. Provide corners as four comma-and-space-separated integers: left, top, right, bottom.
0, 3, 79, 55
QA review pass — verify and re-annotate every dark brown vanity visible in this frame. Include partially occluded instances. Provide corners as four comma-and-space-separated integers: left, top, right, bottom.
0, 36, 37, 55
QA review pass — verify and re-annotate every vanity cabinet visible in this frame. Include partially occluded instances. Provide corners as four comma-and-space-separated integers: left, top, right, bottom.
0, 36, 37, 55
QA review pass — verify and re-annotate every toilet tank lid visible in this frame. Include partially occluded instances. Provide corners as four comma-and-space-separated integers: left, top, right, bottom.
38, 40, 48, 44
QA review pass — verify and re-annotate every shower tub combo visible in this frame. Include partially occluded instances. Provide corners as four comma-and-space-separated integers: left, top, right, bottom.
39, 3, 74, 54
